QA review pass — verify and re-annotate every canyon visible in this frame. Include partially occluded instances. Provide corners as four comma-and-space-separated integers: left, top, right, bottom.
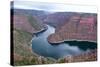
47, 13, 97, 44
12, 8, 97, 65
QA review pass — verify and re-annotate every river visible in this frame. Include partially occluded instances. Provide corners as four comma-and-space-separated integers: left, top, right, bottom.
32, 25, 97, 59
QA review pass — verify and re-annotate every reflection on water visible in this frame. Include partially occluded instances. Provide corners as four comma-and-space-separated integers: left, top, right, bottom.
65, 41, 97, 51
32, 25, 97, 59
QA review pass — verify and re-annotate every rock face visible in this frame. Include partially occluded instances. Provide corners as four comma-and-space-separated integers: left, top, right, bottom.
13, 14, 45, 34
12, 9, 47, 65
48, 13, 97, 44
44, 12, 79, 28
13, 9, 49, 22
11, 7, 97, 65
14, 15, 35, 33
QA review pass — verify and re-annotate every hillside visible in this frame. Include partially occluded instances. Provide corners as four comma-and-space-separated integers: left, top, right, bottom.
12, 8, 97, 65
48, 13, 97, 43
44, 12, 81, 28
12, 9, 51, 65
13, 9, 49, 21
58, 49, 97, 63
13, 29, 57, 65
13, 14, 45, 34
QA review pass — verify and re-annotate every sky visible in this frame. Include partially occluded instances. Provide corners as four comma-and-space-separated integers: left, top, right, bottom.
13, 1, 97, 13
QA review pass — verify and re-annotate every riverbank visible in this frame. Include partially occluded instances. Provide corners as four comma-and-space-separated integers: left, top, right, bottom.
30, 24, 48, 47
57, 49, 97, 63
13, 26, 56, 65
31, 24, 97, 65
33, 24, 48, 36
48, 39, 97, 45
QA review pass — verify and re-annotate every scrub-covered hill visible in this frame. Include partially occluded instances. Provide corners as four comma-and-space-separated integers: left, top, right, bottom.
12, 10, 55, 65
13, 29, 56, 65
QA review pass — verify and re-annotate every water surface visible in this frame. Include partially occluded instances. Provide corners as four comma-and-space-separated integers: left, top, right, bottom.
32, 25, 97, 59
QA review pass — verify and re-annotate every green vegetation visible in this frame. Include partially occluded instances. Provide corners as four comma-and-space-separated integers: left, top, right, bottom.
13, 29, 97, 65
28, 16, 44, 31
13, 15, 56, 66
13, 29, 34, 65
13, 15, 97, 65
13, 29, 56, 65
14, 29, 32, 55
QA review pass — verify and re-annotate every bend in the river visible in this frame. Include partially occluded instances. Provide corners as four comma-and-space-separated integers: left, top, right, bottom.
32, 24, 97, 59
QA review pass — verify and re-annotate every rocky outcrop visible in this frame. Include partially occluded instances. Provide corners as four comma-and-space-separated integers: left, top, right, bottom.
48, 13, 97, 44
13, 15, 45, 34
44, 12, 80, 28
